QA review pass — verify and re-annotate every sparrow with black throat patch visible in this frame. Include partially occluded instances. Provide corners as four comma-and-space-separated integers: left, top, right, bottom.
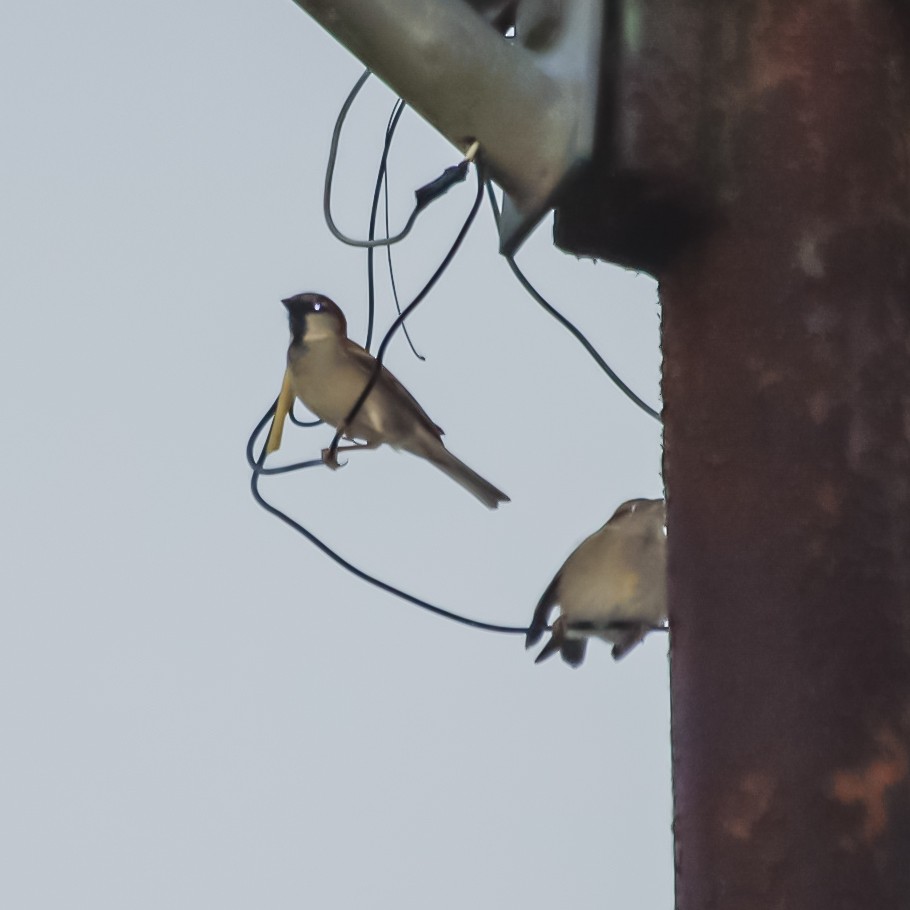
280, 292, 510, 510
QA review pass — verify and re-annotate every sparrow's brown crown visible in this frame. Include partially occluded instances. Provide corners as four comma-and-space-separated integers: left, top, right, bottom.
281, 292, 347, 340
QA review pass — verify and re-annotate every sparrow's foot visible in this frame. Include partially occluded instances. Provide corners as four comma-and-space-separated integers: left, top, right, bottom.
321, 447, 346, 470
610, 624, 648, 660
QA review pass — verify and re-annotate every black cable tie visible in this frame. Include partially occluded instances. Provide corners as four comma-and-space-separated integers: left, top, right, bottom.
414, 160, 470, 211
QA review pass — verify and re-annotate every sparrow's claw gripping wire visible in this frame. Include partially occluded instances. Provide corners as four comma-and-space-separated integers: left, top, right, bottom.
320, 448, 345, 470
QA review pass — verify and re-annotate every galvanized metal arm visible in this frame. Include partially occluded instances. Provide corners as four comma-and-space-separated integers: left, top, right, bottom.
288, 0, 603, 254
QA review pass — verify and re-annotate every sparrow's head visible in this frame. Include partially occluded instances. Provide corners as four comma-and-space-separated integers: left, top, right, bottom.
281, 293, 348, 344
610, 497, 664, 521
609, 498, 666, 539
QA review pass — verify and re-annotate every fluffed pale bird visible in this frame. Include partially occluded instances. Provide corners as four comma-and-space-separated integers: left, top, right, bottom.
526, 498, 667, 666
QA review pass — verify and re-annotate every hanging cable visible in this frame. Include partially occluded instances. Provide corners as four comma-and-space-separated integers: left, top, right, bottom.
250, 405, 667, 638
250, 147, 528, 635
248, 402, 529, 635
365, 99, 422, 359
325, 69, 469, 249
289, 403, 322, 428
291, 95, 410, 429
381, 104, 424, 361
326, 156, 485, 465
485, 182, 662, 423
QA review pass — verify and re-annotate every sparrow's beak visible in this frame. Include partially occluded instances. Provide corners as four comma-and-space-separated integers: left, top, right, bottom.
280, 297, 293, 309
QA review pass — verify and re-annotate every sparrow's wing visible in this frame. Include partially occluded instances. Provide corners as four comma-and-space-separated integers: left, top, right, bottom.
344, 340, 444, 438
526, 571, 561, 648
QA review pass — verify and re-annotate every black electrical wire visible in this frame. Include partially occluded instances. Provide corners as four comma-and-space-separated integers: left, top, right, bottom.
327, 158, 485, 463
366, 99, 422, 360
250, 147, 529, 636
247, 402, 529, 635
364, 99, 405, 350
246, 402, 323, 475
325, 69, 467, 249
485, 182, 662, 424
323, 69, 414, 248
381, 106, 424, 361
250, 406, 667, 639
291, 95, 411, 429
289, 404, 322, 428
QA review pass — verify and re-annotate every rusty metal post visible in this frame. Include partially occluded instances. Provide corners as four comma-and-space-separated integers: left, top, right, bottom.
652, 3, 910, 909
557, 0, 910, 905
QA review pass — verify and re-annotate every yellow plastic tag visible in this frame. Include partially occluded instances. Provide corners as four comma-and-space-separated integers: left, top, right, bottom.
265, 368, 294, 455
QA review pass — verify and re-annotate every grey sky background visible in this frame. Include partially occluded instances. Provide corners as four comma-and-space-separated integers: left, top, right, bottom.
1, 2, 671, 908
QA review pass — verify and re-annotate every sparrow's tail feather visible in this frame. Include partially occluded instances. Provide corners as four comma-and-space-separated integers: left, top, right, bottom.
417, 444, 510, 510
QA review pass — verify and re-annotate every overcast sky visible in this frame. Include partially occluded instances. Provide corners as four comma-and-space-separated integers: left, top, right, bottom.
1, 2, 671, 908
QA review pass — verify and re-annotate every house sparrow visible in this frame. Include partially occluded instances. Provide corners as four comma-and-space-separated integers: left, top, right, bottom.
527, 498, 667, 665
280, 292, 509, 509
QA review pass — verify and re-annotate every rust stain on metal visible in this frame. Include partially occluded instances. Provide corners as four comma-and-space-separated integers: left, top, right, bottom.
721, 771, 777, 841
805, 390, 834, 424
814, 480, 840, 518
795, 231, 826, 278
748, 4, 814, 97
829, 730, 909, 847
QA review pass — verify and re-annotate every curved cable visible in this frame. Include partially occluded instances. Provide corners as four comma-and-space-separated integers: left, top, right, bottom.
485, 182, 661, 423
365, 98, 405, 350
246, 401, 323, 473
248, 403, 529, 635
324, 69, 422, 248
250, 406, 667, 639
366, 99, 422, 358
381, 105, 424, 361
288, 96, 408, 430
289, 403, 322, 429
327, 159, 486, 462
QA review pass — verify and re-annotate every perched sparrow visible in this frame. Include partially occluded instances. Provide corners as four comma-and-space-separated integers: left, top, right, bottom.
526, 498, 667, 666
281, 292, 509, 509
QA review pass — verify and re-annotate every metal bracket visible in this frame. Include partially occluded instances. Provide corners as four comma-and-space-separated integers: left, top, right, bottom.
289, 0, 605, 255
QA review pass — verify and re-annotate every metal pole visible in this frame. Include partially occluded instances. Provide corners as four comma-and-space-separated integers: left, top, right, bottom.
657, 3, 910, 908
